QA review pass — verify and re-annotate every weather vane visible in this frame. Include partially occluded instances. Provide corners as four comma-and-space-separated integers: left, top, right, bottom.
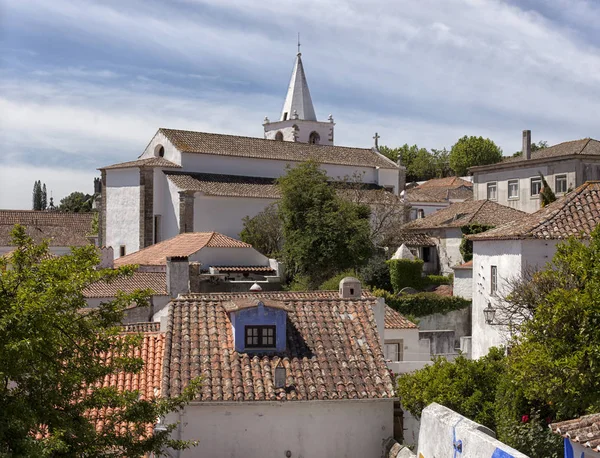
297, 32, 301, 54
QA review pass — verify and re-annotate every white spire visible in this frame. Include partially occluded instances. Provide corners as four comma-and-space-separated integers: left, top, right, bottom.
280, 52, 317, 122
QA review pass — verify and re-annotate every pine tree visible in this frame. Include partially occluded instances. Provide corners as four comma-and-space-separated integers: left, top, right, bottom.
41, 184, 47, 210
32, 181, 42, 210
538, 172, 556, 207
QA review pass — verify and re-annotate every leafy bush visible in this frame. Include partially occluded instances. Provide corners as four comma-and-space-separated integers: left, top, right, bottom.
318, 270, 362, 291
396, 347, 507, 429
358, 251, 392, 291
373, 289, 470, 317
460, 223, 495, 262
424, 274, 452, 286
387, 259, 424, 292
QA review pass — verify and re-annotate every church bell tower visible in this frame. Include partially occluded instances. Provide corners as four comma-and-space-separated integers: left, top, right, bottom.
264, 45, 335, 145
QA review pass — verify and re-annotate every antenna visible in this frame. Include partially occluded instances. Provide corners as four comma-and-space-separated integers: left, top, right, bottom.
297, 32, 301, 55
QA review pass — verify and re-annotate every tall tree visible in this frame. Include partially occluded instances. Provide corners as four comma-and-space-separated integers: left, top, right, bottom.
277, 161, 374, 288
449, 136, 503, 176
240, 203, 283, 258
41, 183, 47, 210
0, 225, 200, 456
32, 181, 42, 211
538, 172, 556, 207
59, 191, 94, 212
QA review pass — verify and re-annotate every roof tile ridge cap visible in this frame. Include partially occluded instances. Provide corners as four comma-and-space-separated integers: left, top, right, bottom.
579, 138, 592, 155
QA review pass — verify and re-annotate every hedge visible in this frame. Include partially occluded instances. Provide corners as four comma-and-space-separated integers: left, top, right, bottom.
373, 288, 470, 317
387, 259, 424, 292
424, 274, 453, 286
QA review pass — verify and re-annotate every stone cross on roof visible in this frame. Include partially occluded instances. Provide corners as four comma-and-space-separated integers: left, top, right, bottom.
373, 132, 380, 149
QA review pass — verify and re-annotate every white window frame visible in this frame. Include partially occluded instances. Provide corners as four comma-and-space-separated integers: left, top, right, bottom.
530, 177, 542, 197
508, 179, 519, 199
491, 265, 498, 295
487, 182, 498, 201
384, 340, 404, 362
555, 174, 567, 194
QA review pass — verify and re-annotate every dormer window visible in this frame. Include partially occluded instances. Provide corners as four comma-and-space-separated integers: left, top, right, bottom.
245, 325, 276, 348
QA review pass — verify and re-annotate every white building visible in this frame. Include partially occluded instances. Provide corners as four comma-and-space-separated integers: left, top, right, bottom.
98, 51, 402, 259
452, 260, 473, 300
403, 176, 473, 220
471, 130, 600, 213
469, 181, 600, 359
0, 210, 95, 257
384, 306, 430, 375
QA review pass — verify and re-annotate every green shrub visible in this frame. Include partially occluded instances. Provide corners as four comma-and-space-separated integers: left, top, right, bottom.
387, 259, 424, 292
373, 289, 470, 317
460, 223, 494, 262
424, 274, 453, 286
318, 270, 362, 291
358, 251, 392, 292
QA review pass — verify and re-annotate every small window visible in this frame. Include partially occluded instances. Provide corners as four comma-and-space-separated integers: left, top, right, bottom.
491, 265, 498, 295
245, 325, 276, 348
530, 177, 542, 196
275, 131, 284, 141
119, 245, 126, 257
283, 112, 288, 121
309, 131, 320, 144
487, 182, 497, 200
508, 180, 519, 199
422, 247, 431, 262
555, 174, 567, 194
417, 209, 425, 219
154, 144, 165, 157
153, 215, 161, 244
384, 341, 403, 362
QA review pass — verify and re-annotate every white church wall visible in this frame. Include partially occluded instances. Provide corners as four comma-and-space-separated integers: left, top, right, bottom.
377, 168, 400, 195
105, 168, 140, 258
264, 119, 334, 146
163, 178, 183, 240
193, 194, 276, 238
166, 399, 393, 458
139, 131, 182, 165
191, 247, 270, 267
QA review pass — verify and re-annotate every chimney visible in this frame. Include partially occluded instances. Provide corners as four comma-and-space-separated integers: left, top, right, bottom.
166, 256, 189, 298
522, 130, 531, 160
339, 277, 362, 299
98, 246, 114, 269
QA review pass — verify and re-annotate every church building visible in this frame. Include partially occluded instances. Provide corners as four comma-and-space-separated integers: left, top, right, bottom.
99, 50, 403, 258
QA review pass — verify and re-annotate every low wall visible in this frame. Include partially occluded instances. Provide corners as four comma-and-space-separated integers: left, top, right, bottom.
417, 403, 528, 458
417, 306, 471, 349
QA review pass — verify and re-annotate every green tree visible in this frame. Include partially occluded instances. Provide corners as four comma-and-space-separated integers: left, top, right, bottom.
0, 226, 200, 456
460, 223, 495, 262
277, 161, 374, 288
396, 348, 506, 430
538, 172, 556, 207
59, 191, 94, 212
449, 136, 503, 176
411, 147, 437, 181
431, 148, 452, 178
41, 184, 47, 211
32, 181, 42, 211
240, 203, 283, 258
513, 140, 548, 157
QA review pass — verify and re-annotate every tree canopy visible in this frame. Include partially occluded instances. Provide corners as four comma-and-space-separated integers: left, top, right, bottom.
239, 203, 283, 258
379, 144, 452, 182
32, 181, 47, 211
0, 226, 199, 456
449, 136, 503, 176
58, 191, 95, 212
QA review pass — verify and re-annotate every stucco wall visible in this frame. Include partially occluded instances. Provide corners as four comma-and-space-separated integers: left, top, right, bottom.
417, 306, 471, 348
168, 399, 393, 458
453, 268, 473, 299
105, 168, 140, 258
139, 130, 182, 164
264, 119, 335, 146
384, 328, 426, 363
438, 228, 464, 274
417, 403, 528, 458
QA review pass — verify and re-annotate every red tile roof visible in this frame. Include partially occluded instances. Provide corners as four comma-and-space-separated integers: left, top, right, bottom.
469, 181, 600, 241
209, 266, 275, 273
158, 128, 398, 169
389, 232, 436, 247
385, 306, 418, 329
162, 291, 394, 402
84, 272, 167, 298
0, 211, 94, 247
453, 260, 473, 270
419, 177, 473, 188
100, 157, 181, 170
114, 232, 252, 267
402, 200, 526, 230
550, 413, 600, 452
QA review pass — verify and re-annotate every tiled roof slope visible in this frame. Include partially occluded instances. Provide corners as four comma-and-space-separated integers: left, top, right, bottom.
550, 413, 600, 452
404, 187, 449, 203
114, 232, 251, 267
162, 292, 394, 402
122, 322, 161, 333
453, 260, 473, 270
101, 157, 181, 170
385, 306, 418, 329
88, 332, 165, 435
159, 128, 398, 169
471, 138, 600, 171
0, 211, 94, 247
388, 231, 436, 247
402, 200, 526, 230
419, 177, 473, 188
469, 181, 600, 241
84, 272, 167, 298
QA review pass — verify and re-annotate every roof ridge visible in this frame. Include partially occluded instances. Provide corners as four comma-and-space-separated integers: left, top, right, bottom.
578, 138, 592, 154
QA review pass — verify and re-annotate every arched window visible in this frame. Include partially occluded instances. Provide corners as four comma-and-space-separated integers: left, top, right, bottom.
154, 144, 165, 157
275, 131, 284, 141
309, 131, 320, 144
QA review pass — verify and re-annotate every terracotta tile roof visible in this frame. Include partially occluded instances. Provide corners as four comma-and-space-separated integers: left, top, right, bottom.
453, 260, 473, 270
385, 306, 418, 329
84, 272, 167, 298
471, 138, 600, 172
430, 285, 454, 297
405, 187, 450, 203
114, 232, 252, 267
0, 211, 94, 247
158, 128, 398, 169
550, 413, 600, 452
100, 157, 181, 170
388, 231, 436, 247
469, 181, 600, 241
210, 266, 275, 273
162, 291, 394, 402
177, 290, 374, 301
121, 322, 161, 333
402, 200, 526, 230
88, 332, 165, 436
419, 177, 473, 188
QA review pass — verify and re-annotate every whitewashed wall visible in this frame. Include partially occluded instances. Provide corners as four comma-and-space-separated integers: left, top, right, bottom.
407, 202, 449, 220
438, 228, 464, 275
453, 268, 473, 299
167, 399, 393, 458
105, 168, 140, 258
139, 131, 182, 164
384, 328, 426, 363
264, 119, 335, 146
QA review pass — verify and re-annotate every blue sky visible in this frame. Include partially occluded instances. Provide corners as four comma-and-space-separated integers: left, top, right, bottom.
1, 0, 600, 209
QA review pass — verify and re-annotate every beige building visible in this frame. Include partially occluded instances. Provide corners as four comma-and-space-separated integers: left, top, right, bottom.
471, 130, 600, 213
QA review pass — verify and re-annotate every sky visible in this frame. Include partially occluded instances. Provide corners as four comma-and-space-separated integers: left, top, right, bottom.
2, 0, 600, 209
